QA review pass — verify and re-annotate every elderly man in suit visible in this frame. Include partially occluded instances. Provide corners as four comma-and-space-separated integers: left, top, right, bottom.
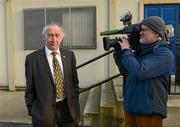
25, 23, 80, 127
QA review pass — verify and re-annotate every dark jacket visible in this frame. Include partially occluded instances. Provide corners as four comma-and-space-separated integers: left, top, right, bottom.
25, 47, 80, 126
114, 41, 174, 118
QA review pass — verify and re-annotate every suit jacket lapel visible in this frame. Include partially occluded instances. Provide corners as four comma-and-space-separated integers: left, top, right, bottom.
39, 48, 54, 85
60, 49, 68, 94
60, 49, 68, 78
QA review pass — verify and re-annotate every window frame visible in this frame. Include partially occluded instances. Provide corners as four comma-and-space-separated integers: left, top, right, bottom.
23, 6, 97, 50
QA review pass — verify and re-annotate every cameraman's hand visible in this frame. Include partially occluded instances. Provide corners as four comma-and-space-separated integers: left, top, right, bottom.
118, 37, 130, 50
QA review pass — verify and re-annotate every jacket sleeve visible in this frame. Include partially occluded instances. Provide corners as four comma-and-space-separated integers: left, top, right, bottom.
24, 55, 35, 116
71, 52, 79, 95
121, 46, 173, 80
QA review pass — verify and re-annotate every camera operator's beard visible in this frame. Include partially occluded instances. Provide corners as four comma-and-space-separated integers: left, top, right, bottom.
139, 37, 145, 44
139, 35, 153, 44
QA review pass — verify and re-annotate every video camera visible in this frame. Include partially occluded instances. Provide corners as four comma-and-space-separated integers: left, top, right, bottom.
100, 11, 141, 51
100, 11, 175, 51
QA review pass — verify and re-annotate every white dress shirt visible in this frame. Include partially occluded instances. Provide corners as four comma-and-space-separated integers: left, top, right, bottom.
45, 46, 65, 102
45, 46, 64, 81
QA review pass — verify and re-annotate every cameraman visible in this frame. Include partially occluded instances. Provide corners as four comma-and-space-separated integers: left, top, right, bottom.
113, 16, 174, 127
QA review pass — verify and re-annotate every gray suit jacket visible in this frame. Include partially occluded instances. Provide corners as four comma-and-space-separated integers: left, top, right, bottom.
25, 47, 80, 127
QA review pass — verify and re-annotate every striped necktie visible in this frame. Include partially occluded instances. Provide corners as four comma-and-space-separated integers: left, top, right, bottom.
51, 52, 65, 100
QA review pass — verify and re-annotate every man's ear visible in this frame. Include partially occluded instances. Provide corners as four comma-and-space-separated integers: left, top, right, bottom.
153, 32, 160, 37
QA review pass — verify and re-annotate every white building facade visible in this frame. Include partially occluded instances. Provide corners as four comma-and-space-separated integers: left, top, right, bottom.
0, 0, 179, 90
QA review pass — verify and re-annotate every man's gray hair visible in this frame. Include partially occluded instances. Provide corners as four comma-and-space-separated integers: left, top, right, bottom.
42, 23, 65, 37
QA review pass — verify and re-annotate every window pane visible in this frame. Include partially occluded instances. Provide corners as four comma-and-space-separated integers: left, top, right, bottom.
70, 7, 96, 48
24, 9, 45, 50
46, 8, 69, 25
46, 8, 70, 47
62, 8, 71, 48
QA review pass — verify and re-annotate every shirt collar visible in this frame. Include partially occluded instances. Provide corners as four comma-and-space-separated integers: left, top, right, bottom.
45, 46, 61, 56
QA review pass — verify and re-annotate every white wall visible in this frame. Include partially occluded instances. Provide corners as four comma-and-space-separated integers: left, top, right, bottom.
0, 0, 8, 87
0, 0, 142, 89
0, 0, 110, 89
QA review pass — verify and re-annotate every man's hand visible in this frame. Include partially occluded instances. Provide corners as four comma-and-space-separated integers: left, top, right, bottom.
118, 37, 130, 50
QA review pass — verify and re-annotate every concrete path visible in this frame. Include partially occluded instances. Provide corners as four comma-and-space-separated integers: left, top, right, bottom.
0, 91, 31, 123
1, 90, 180, 127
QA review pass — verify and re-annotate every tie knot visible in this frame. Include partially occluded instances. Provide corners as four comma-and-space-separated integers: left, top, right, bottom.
51, 52, 57, 56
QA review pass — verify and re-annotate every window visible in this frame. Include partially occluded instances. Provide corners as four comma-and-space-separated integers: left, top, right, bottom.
24, 7, 96, 50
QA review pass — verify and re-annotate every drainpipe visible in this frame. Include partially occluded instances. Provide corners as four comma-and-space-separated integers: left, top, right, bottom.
5, 0, 16, 91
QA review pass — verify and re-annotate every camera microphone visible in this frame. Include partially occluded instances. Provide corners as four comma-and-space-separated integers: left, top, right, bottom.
100, 24, 140, 36
100, 29, 124, 36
